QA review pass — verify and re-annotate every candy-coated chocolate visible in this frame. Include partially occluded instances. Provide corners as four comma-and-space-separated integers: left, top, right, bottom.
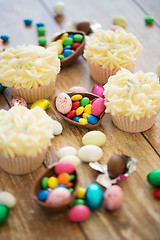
57, 146, 77, 159
72, 42, 81, 49
91, 98, 105, 116
56, 93, 72, 114
58, 173, 70, 185
79, 118, 88, 124
84, 104, 92, 114
153, 189, 160, 199
10, 97, 27, 108
36, 22, 45, 27
104, 185, 123, 210
38, 36, 47, 45
61, 33, 69, 41
82, 113, 89, 119
78, 145, 103, 162
0, 192, 16, 208
46, 188, 71, 205
68, 86, 88, 93
68, 34, 74, 39
147, 169, 160, 187
0, 205, 9, 224
59, 155, 80, 167
70, 174, 75, 181
47, 177, 58, 189
72, 101, 80, 110
67, 110, 76, 119
91, 84, 105, 98
47, 41, 63, 55
67, 182, 73, 188
82, 131, 106, 147
63, 45, 72, 51
68, 205, 90, 222
63, 37, 73, 46
68, 188, 74, 193
37, 26, 46, 35
76, 106, 84, 116
55, 185, 68, 189
41, 177, 49, 189
54, 161, 76, 174
144, 15, 154, 24
37, 190, 49, 201
73, 34, 84, 42
0, 83, 6, 92
80, 97, 90, 106
58, 54, 65, 60
76, 187, 86, 199
86, 184, 103, 210
24, 18, 32, 26
73, 199, 86, 206
64, 49, 73, 57
1, 35, 9, 42
86, 115, 98, 124
107, 154, 126, 179
71, 94, 83, 101
91, 98, 97, 104
56, 39, 63, 44
72, 116, 81, 122
31, 99, 50, 111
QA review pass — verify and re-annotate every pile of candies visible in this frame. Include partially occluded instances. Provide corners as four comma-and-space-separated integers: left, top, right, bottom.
37, 161, 77, 205
51, 32, 84, 60
147, 169, 160, 199
56, 93, 105, 125
0, 192, 16, 225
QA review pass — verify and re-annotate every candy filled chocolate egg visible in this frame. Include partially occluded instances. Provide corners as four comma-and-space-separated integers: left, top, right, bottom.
107, 154, 126, 179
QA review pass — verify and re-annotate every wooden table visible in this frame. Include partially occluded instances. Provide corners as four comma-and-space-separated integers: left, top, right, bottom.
0, 0, 160, 239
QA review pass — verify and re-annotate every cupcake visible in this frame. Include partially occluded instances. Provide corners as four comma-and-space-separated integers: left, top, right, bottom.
103, 68, 160, 133
0, 45, 60, 103
0, 105, 55, 174
84, 29, 142, 84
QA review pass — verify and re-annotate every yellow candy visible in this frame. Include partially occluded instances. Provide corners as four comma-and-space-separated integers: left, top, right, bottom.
47, 177, 58, 189
76, 106, 84, 116
71, 94, 83, 101
79, 118, 88, 124
82, 113, 89, 119
56, 39, 63, 44
71, 50, 75, 53
47, 41, 63, 55
76, 187, 86, 199
60, 33, 69, 41
84, 104, 92, 114
31, 99, 50, 111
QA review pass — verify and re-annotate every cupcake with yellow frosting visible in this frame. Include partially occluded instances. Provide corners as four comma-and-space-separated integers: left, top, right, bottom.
103, 68, 160, 132
0, 45, 60, 103
0, 105, 55, 174
84, 29, 142, 84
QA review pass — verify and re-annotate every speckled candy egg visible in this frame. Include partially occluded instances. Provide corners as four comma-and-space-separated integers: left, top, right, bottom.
54, 161, 76, 174
104, 185, 123, 210
91, 84, 105, 98
56, 93, 72, 114
86, 184, 103, 209
46, 188, 71, 206
68, 205, 90, 222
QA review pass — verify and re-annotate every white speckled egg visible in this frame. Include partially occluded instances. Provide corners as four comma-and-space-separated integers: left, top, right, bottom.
56, 93, 72, 114
57, 146, 77, 159
78, 145, 103, 162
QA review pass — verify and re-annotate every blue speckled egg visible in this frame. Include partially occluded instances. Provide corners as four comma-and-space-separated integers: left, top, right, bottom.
86, 183, 103, 210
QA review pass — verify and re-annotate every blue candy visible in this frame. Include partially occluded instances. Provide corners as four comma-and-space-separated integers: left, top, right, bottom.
63, 49, 73, 58
87, 115, 98, 124
37, 190, 49, 201
86, 183, 103, 210
72, 116, 81, 122
24, 18, 32, 26
55, 185, 68, 189
36, 22, 45, 28
0, 83, 6, 92
63, 45, 71, 52
1, 35, 9, 42
68, 34, 74, 39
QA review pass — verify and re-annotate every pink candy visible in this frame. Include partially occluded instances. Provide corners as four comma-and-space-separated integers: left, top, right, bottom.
91, 84, 105, 98
46, 187, 71, 206
91, 98, 105, 116
104, 185, 123, 210
54, 161, 76, 174
68, 86, 89, 93
68, 205, 90, 222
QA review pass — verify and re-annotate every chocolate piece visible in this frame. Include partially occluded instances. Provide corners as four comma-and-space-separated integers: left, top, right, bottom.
107, 154, 126, 179
76, 22, 91, 35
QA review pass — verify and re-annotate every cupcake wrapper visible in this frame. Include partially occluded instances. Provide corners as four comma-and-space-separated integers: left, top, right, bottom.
10, 80, 55, 103
0, 149, 47, 175
111, 113, 158, 133
87, 61, 134, 84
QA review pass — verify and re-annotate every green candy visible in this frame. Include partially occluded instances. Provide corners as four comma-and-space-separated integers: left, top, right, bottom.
63, 37, 73, 46
80, 97, 90, 107
38, 37, 47, 46
73, 34, 84, 42
147, 169, 160, 187
70, 174, 75, 181
41, 177, 49, 189
0, 83, 6, 92
144, 15, 154, 24
68, 188, 74, 194
73, 199, 86, 206
0, 205, 9, 225
37, 27, 46, 35
58, 54, 65, 60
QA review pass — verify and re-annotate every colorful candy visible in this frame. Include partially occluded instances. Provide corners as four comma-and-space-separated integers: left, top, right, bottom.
86, 184, 103, 210
46, 188, 71, 205
68, 86, 88, 93
24, 18, 32, 26
57, 146, 77, 159
38, 36, 47, 45
47, 41, 63, 55
147, 169, 160, 187
59, 155, 81, 167
80, 97, 90, 106
82, 131, 106, 147
0, 205, 9, 224
41, 177, 49, 189
47, 177, 58, 189
91, 98, 105, 116
37, 27, 46, 35
73, 199, 86, 206
91, 84, 105, 98
78, 145, 103, 162
31, 99, 50, 111
58, 173, 70, 185
54, 161, 76, 174
72, 101, 80, 110
76, 187, 86, 199
76, 106, 84, 116
36, 22, 45, 27
0, 35, 9, 42
67, 110, 76, 118
71, 94, 82, 101
104, 185, 123, 210
37, 190, 49, 201
10, 97, 27, 108
68, 205, 90, 222
153, 189, 160, 199
73, 34, 84, 42
86, 115, 98, 124
144, 15, 154, 25
56, 93, 72, 114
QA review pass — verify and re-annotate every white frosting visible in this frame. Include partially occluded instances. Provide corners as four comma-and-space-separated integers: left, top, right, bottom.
104, 68, 160, 121
0, 45, 60, 90
0, 106, 55, 158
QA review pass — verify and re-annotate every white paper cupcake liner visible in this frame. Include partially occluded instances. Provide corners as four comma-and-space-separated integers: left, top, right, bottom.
87, 61, 134, 84
0, 149, 47, 175
111, 113, 158, 133
10, 80, 55, 103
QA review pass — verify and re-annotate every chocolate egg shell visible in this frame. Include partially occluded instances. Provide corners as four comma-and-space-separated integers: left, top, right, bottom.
76, 22, 91, 35
107, 154, 126, 179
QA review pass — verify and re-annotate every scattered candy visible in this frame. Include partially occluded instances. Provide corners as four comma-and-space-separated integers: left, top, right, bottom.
86, 183, 103, 210
91, 84, 105, 98
68, 205, 90, 222
0, 192, 16, 208
0, 83, 6, 92
82, 131, 106, 147
10, 97, 27, 108
37, 27, 46, 35
144, 15, 154, 25
57, 146, 77, 159
38, 36, 47, 45
0, 35, 9, 42
36, 22, 45, 27
104, 185, 123, 210
56, 93, 72, 114
76, 187, 86, 199
153, 189, 160, 199
54, 1, 65, 15
0, 205, 9, 225
31, 99, 50, 111
73, 199, 86, 206
59, 155, 81, 167
24, 18, 32, 26
147, 169, 160, 187
54, 161, 76, 174
78, 145, 103, 162
113, 15, 127, 29
52, 120, 63, 135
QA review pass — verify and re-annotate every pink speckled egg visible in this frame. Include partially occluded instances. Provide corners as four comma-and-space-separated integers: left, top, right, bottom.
104, 185, 123, 210
91, 98, 105, 116
68, 205, 90, 222
110, 25, 124, 31
91, 84, 105, 98
68, 86, 89, 93
46, 188, 71, 206
54, 161, 76, 174
56, 93, 72, 114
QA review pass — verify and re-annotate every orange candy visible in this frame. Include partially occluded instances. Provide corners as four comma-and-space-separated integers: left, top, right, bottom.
58, 173, 70, 185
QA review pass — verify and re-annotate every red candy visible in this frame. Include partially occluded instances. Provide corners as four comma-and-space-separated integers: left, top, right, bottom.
91, 98, 97, 105
72, 42, 81, 50
10, 97, 27, 108
67, 110, 76, 118
72, 101, 80, 110
153, 189, 160, 199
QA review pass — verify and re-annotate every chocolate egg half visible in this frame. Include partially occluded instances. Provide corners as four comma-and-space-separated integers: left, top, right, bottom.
76, 22, 91, 35
107, 154, 125, 179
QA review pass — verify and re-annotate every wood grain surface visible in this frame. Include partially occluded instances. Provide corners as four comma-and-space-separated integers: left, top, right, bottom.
0, 0, 160, 240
